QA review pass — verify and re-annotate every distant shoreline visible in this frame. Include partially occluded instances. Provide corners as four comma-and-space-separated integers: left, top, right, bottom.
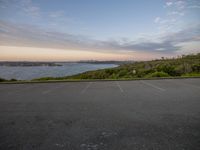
0, 61, 131, 67
0, 63, 118, 80
0, 62, 62, 67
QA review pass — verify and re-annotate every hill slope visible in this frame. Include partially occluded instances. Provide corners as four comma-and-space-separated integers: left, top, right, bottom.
35, 53, 200, 81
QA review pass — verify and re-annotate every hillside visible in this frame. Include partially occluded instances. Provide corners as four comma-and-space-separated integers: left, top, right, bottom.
35, 53, 200, 81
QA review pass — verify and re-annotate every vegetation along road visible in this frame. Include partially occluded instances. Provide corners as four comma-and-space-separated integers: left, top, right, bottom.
34, 53, 200, 81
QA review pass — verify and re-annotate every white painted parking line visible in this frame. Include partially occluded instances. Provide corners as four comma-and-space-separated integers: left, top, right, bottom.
81, 82, 92, 94
42, 84, 65, 95
140, 80, 166, 92
116, 81, 124, 93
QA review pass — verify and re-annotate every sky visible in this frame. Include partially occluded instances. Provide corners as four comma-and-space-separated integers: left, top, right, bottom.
0, 0, 200, 61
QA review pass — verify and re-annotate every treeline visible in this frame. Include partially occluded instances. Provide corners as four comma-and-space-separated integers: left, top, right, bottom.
0, 78, 17, 82
35, 53, 200, 81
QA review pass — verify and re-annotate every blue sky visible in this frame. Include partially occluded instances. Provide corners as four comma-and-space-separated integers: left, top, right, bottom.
0, 0, 200, 61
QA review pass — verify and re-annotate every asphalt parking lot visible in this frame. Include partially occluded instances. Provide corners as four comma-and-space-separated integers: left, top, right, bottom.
0, 78, 200, 150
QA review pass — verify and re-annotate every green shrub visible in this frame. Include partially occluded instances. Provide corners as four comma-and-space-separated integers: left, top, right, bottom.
118, 70, 128, 77
31, 53, 200, 80
148, 71, 170, 77
105, 69, 114, 74
174, 65, 184, 76
143, 69, 155, 74
10, 79, 17, 81
0, 78, 6, 82
33, 77, 55, 81
136, 69, 146, 77
192, 64, 200, 72
182, 73, 200, 77
156, 64, 177, 76
110, 73, 119, 79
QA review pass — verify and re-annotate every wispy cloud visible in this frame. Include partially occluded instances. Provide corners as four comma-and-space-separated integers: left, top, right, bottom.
0, 0, 199, 58
155, 0, 194, 33
49, 10, 65, 18
166, 2, 173, 7
0, 21, 199, 54
168, 11, 185, 16
188, 5, 200, 9
20, 0, 40, 17
175, 0, 186, 10
154, 17, 161, 23
165, 0, 200, 13
0, 0, 41, 18
0, 0, 82, 33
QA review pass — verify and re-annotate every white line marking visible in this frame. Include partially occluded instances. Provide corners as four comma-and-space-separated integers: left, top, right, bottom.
42, 84, 65, 95
140, 80, 165, 92
81, 82, 92, 94
116, 81, 124, 93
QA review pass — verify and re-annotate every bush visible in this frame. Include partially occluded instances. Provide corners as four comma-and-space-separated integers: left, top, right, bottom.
156, 64, 177, 76
10, 79, 17, 81
148, 71, 170, 77
118, 70, 128, 77
174, 65, 184, 76
33, 77, 55, 81
192, 64, 200, 72
105, 69, 114, 74
182, 73, 200, 77
136, 69, 146, 77
0, 78, 6, 82
0, 78, 17, 82
143, 69, 155, 74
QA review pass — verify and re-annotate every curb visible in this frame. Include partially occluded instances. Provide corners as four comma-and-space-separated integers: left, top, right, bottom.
0, 76, 200, 84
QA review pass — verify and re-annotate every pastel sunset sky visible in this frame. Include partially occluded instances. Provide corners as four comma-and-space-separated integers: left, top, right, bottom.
0, 0, 200, 61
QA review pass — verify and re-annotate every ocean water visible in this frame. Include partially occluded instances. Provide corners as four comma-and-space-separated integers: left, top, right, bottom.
0, 63, 117, 80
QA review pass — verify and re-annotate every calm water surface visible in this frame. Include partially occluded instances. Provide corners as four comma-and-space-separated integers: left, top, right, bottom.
0, 63, 117, 80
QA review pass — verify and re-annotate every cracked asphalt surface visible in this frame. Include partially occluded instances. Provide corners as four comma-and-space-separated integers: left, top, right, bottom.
0, 78, 200, 150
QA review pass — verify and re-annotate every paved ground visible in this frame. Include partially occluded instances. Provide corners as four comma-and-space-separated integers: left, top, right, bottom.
0, 78, 200, 150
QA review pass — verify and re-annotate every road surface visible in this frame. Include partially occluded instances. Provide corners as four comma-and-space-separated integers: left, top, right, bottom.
0, 79, 200, 150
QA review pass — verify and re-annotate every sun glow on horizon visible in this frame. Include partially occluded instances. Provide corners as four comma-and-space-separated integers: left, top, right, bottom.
0, 46, 170, 61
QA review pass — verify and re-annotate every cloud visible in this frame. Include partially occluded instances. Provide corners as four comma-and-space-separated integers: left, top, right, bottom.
0, 0, 41, 17
154, 17, 161, 23
23, 6, 40, 17
165, 0, 200, 10
168, 11, 185, 16
188, 5, 200, 9
175, 0, 186, 10
49, 10, 65, 18
161, 25, 200, 43
155, 0, 192, 33
0, 21, 199, 54
123, 24, 200, 52
0, 21, 97, 51
166, 2, 173, 7
19, 0, 41, 18
120, 41, 180, 52
0, 0, 79, 31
